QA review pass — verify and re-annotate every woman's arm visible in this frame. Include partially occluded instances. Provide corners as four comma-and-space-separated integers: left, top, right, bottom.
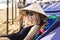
0, 37, 10, 40
24, 25, 40, 40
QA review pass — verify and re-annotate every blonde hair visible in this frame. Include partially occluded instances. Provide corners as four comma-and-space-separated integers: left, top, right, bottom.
19, 10, 47, 27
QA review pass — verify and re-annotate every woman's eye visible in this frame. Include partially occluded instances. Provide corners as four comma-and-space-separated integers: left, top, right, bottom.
29, 13, 33, 16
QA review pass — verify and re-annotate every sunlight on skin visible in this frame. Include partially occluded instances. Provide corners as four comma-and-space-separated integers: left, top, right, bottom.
0, 37, 10, 40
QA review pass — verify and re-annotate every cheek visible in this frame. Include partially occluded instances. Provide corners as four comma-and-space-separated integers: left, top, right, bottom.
31, 15, 36, 20
29, 16, 33, 20
28, 16, 34, 21
32, 15, 38, 21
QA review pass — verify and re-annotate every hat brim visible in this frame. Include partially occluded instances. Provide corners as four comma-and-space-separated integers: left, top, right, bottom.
21, 10, 47, 18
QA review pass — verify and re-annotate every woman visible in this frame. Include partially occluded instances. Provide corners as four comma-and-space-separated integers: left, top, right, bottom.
0, 3, 48, 40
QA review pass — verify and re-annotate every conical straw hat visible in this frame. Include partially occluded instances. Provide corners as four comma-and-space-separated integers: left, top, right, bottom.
21, 3, 47, 17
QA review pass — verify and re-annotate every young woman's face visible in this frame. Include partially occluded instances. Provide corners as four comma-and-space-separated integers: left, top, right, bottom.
27, 12, 40, 25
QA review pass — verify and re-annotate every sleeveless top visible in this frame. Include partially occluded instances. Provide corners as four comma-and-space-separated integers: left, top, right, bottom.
1, 25, 34, 40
